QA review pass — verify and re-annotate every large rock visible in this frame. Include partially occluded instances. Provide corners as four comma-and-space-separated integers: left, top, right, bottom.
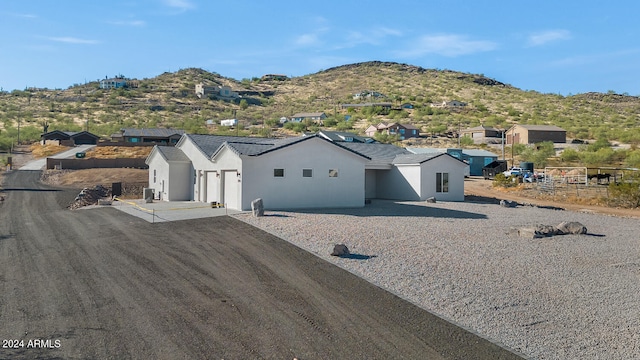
556, 221, 587, 235
331, 244, 350, 257
251, 198, 264, 217
500, 199, 517, 208
426, 197, 436, 203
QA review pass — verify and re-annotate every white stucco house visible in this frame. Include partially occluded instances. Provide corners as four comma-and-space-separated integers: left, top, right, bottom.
145, 133, 467, 211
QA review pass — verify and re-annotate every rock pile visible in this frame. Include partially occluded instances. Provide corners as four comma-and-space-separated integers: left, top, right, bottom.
68, 185, 111, 210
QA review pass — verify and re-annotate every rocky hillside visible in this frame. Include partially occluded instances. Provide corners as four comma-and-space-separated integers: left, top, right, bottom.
1, 61, 639, 148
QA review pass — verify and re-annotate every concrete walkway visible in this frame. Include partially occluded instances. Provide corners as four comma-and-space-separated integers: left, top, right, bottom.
18, 144, 96, 170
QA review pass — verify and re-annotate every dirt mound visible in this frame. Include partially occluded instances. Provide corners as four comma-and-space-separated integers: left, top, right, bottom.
84, 146, 153, 159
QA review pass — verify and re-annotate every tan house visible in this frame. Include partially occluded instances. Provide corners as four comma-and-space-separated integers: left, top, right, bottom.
460, 125, 502, 139
505, 124, 566, 144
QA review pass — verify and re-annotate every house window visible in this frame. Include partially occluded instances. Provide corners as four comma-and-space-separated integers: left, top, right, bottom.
274, 168, 284, 177
400, 129, 405, 134
329, 169, 338, 178
303, 169, 313, 177
153, 169, 156, 183
436, 172, 449, 193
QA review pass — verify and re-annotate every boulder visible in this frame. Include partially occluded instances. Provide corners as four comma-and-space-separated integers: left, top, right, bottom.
556, 221, 587, 235
426, 197, 436, 203
331, 244, 350, 257
500, 199, 517, 208
251, 198, 264, 217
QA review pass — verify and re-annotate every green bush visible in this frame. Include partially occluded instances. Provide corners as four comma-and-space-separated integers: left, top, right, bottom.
492, 173, 518, 188
608, 174, 640, 208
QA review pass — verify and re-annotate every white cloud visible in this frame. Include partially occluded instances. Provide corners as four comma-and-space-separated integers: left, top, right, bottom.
46, 37, 99, 45
295, 33, 321, 47
397, 34, 497, 57
163, 0, 195, 12
527, 30, 571, 47
11, 13, 38, 19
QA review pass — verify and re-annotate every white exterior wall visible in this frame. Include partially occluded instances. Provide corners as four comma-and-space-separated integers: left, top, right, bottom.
419, 156, 466, 201
147, 153, 192, 201
375, 167, 421, 200
240, 138, 366, 210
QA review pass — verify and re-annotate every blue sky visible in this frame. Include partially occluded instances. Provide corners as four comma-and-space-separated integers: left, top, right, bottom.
1, 0, 639, 95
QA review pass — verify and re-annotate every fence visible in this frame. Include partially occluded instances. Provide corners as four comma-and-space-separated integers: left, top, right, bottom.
46, 158, 148, 170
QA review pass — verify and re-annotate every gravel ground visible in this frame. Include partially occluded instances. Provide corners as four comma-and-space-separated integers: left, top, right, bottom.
234, 199, 640, 360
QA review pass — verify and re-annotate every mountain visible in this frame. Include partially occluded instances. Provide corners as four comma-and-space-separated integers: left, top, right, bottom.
1, 61, 639, 148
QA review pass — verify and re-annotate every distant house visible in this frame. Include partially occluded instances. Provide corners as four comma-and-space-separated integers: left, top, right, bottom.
290, 112, 327, 123
99, 77, 128, 89
401, 103, 414, 109
430, 100, 467, 108
195, 83, 239, 99
505, 124, 566, 144
111, 128, 186, 145
41, 130, 100, 146
459, 125, 502, 140
352, 90, 387, 100
365, 122, 420, 140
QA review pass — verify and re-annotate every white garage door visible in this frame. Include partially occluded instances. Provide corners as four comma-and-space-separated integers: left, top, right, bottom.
222, 170, 240, 210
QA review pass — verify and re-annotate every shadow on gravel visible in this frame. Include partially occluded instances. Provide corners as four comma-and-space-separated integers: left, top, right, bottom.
338, 253, 377, 260
294, 201, 487, 219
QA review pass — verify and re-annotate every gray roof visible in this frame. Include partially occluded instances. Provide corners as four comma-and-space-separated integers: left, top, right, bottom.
338, 142, 410, 167
463, 149, 499, 157
121, 128, 186, 137
186, 134, 369, 160
156, 146, 190, 162
406, 147, 498, 158
392, 153, 443, 165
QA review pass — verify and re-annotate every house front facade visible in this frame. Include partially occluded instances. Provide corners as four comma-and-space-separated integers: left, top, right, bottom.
146, 133, 467, 211
290, 112, 327, 123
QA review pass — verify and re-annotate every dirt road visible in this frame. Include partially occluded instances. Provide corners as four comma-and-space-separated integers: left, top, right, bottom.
464, 177, 640, 219
0, 170, 523, 359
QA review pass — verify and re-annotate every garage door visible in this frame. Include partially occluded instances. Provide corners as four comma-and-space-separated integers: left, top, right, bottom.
222, 170, 240, 210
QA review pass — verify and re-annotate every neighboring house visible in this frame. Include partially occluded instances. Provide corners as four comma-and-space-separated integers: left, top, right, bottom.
505, 124, 566, 144
146, 133, 467, 211
290, 112, 327, 123
407, 147, 498, 176
99, 77, 128, 89
111, 128, 186, 145
366, 123, 420, 140
195, 83, 239, 99
352, 90, 386, 100
316, 130, 376, 143
459, 125, 502, 139
41, 130, 100, 145
430, 100, 467, 108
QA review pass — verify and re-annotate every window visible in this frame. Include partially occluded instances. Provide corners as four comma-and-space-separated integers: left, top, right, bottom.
436, 172, 449, 193
274, 168, 284, 177
153, 169, 156, 183
303, 169, 313, 177
329, 169, 338, 178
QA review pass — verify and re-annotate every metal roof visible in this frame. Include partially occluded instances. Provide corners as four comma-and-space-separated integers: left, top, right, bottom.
121, 128, 186, 137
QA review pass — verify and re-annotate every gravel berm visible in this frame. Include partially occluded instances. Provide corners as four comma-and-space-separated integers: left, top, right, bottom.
235, 199, 640, 360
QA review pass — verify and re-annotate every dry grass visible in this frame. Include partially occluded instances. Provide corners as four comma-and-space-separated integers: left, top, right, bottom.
30, 143, 71, 158
84, 146, 153, 159
42, 168, 148, 188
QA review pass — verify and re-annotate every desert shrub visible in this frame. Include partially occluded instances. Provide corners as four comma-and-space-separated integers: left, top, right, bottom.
607, 174, 640, 208
492, 173, 518, 188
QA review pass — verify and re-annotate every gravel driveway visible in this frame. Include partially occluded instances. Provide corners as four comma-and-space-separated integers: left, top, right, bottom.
235, 199, 640, 360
